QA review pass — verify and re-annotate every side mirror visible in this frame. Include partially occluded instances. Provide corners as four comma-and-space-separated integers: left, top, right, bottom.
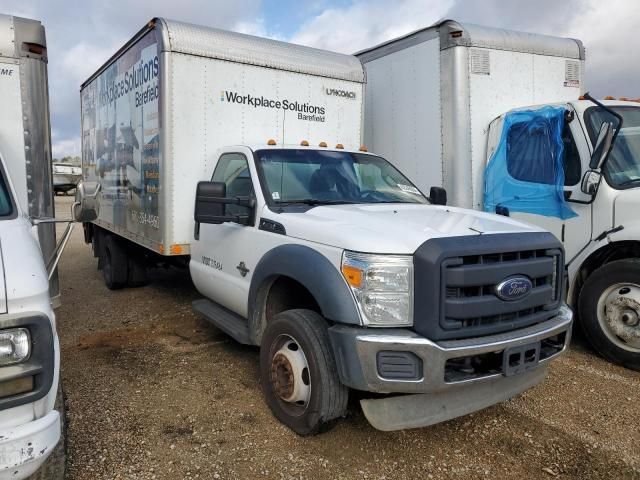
581, 170, 602, 195
73, 181, 100, 222
193, 181, 256, 240
194, 181, 227, 225
589, 121, 615, 169
428, 186, 447, 206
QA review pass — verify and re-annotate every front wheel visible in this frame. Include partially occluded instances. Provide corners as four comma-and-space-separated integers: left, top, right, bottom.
579, 259, 640, 371
259, 309, 348, 436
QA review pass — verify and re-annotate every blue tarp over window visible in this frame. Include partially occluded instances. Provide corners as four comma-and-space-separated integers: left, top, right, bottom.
484, 106, 577, 220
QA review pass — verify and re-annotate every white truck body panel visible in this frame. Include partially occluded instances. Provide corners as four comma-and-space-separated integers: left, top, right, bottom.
358, 20, 585, 210
0, 15, 61, 479
81, 18, 365, 256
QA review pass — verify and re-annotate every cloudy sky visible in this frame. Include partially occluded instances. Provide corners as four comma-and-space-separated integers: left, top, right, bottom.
1, 0, 638, 158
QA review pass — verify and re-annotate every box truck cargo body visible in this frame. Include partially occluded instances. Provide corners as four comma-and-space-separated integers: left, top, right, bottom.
78, 18, 573, 434
358, 20, 584, 210
80, 18, 365, 258
359, 21, 640, 370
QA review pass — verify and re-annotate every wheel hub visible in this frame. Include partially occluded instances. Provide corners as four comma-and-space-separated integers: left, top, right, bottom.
269, 339, 311, 405
601, 285, 640, 350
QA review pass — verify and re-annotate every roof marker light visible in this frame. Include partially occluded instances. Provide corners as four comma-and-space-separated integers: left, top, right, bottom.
319, 141, 327, 147
604, 96, 615, 100
300, 140, 309, 146
359, 145, 368, 152
267, 139, 276, 145
335, 144, 344, 149
619, 97, 629, 101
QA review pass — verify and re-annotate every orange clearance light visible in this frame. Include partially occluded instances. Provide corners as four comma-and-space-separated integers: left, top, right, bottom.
335, 143, 344, 149
359, 145, 368, 152
604, 96, 615, 100
619, 97, 629, 101
300, 140, 309, 146
341, 264, 363, 288
578, 95, 585, 100
170, 244, 183, 255
159, 244, 165, 254
319, 141, 327, 147
267, 139, 276, 145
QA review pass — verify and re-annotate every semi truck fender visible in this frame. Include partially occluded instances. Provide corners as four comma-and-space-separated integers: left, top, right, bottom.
248, 244, 361, 344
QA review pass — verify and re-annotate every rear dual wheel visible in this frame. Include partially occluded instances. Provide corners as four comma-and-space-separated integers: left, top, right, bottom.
260, 310, 348, 436
101, 234, 148, 290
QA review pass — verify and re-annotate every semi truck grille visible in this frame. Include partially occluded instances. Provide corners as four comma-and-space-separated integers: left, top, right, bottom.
412, 233, 564, 341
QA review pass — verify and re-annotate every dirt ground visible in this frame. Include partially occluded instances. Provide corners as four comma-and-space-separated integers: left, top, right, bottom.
53, 196, 640, 480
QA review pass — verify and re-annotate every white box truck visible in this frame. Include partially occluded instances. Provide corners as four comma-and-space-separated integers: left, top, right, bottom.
0, 14, 76, 479
77, 18, 573, 434
358, 20, 640, 371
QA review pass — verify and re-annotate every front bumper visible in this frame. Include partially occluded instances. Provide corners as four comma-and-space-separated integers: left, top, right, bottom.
329, 305, 572, 394
0, 410, 60, 479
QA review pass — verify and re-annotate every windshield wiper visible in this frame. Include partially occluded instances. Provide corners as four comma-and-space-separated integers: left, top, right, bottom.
275, 199, 354, 206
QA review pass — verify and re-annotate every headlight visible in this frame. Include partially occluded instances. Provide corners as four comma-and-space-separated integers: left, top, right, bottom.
341, 251, 413, 326
0, 329, 31, 366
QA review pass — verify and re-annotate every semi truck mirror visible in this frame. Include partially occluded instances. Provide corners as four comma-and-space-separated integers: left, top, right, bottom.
581, 170, 602, 195
589, 121, 615, 169
428, 187, 447, 206
73, 181, 100, 222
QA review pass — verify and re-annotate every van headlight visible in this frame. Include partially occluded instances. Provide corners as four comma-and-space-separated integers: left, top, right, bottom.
341, 251, 413, 327
0, 329, 31, 366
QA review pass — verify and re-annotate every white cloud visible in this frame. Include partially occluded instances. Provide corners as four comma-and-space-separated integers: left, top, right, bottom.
289, 0, 454, 53
51, 137, 80, 159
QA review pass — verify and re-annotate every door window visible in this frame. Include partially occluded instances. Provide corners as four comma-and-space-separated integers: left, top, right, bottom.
212, 153, 255, 217
561, 124, 582, 187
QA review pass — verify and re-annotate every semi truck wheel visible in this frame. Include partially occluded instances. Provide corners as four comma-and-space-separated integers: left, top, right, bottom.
579, 259, 640, 371
27, 385, 66, 480
259, 309, 348, 435
102, 235, 128, 290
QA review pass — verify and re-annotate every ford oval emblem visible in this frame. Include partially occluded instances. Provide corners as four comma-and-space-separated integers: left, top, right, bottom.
495, 276, 533, 301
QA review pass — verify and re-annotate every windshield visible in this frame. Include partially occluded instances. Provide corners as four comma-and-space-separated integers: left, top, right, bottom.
254, 149, 427, 206
584, 106, 640, 188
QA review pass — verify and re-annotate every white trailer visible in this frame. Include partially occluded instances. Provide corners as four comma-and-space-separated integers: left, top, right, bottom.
358, 20, 640, 370
0, 14, 74, 479
77, 18, 573, 434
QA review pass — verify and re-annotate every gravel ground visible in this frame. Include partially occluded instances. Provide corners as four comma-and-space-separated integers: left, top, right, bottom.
54, 196, 640, 480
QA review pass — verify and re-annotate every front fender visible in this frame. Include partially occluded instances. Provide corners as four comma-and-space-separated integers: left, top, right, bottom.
248, 244, 361, 333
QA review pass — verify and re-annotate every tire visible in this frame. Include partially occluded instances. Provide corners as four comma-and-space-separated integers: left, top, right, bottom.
102, 235, 128, 290
127, 252, 149, 288
579, 259, 640, 371
27, 385, 66, 480
259, 309, 348, 436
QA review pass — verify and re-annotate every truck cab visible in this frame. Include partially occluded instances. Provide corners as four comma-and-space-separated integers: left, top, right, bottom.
487, 99, 640, 369
190, 142, 573, 434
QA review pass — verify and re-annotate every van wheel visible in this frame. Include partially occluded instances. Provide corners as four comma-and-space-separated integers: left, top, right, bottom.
102, 235, 128, 290
579, 259, 640, 371
260, 309, 348, 436
27, 385, 66, 480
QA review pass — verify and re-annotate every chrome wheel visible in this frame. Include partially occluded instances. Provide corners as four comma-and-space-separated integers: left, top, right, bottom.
269, 334, 311, 415
596, 282, 640, 352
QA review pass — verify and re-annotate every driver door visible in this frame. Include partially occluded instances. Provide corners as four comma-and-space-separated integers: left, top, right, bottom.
190, 149, 259, 317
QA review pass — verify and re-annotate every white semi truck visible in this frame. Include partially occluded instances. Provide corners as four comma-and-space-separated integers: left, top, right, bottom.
77, 18, 573, 434
0, 14, 76, 480
358, 20, 640, 371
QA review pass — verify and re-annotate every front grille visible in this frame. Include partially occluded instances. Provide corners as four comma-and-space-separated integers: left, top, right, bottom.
412, 232, 564, 342
441, 248, 561, 336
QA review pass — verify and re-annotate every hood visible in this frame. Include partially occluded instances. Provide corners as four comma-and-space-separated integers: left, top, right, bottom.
271, 203, 546, 254
0, 217, 50, 314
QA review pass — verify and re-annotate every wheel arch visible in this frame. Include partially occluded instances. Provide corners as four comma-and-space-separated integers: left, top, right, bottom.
571, 240, 640, 308
248, 244, 360, 345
